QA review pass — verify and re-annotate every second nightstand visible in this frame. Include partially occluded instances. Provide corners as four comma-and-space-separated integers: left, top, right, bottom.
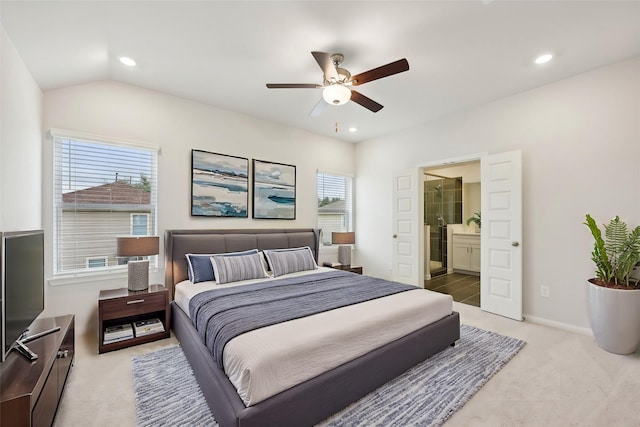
98, 284, 170, 354
331, 265, 363, 275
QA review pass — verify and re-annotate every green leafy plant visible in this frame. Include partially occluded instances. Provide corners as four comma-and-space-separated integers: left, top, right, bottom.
466, 211, 481, 229
584, 214, 640, 287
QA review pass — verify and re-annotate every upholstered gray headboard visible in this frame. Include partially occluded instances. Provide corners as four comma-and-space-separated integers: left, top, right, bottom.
164, 228, 320, 299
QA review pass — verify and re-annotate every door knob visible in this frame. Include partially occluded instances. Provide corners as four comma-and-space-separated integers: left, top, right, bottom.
393, 234, 397, 238
511, 241, 520, 247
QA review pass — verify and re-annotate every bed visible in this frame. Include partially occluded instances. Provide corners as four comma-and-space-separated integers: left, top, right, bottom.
165, 228, 460, 427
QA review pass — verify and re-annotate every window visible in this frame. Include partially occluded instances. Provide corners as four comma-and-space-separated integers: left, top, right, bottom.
131, 213, 150, 236
52, 131, 158, 276
317, 171, 353, 246
86, 256, 108, 269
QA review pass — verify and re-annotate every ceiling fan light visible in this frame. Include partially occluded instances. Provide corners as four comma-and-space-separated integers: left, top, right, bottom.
322, 84, 351, 105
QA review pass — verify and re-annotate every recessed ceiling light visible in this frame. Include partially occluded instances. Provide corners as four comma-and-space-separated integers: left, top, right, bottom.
349, 127, 357, 133
534, 54, 553, 65
120, 56, 136, 67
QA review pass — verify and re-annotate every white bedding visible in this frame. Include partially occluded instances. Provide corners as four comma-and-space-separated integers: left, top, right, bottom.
175, 267, 453, 406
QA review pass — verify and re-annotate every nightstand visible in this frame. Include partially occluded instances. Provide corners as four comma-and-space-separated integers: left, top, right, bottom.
331, 265, 363, 275
98, 284, 170, 354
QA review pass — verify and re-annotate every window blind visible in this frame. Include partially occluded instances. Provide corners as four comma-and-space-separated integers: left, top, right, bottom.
53, 134, 158, 275
317, 171, 353, 246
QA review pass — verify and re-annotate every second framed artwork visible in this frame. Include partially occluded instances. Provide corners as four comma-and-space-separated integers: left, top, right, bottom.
252, 159, 296, 219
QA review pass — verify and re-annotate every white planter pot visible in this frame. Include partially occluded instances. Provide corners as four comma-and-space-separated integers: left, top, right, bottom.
587, 279, 640, 355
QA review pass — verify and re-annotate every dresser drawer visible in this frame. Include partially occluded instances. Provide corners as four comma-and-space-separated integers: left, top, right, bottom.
100, 292, 166, 320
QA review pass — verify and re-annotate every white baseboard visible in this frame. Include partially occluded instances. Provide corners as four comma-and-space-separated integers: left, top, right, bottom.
524, 314, 592, 336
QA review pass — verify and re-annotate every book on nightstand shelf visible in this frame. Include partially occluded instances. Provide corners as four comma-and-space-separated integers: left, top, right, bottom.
104, 323, 134, 344
323, 262, 342, 267
133, 318, 165, 337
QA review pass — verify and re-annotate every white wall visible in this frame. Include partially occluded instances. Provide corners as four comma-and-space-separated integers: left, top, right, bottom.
463, 182, 481, 231
356, 57, 640, 330
42, 80, 354, 335
0, 27, 43, 231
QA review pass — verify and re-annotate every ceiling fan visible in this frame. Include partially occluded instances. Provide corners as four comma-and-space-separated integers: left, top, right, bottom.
266, 51, 409, 114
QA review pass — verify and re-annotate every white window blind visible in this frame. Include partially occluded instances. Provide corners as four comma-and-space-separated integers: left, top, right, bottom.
53, 133, 158, 276
317, 171, 353, 246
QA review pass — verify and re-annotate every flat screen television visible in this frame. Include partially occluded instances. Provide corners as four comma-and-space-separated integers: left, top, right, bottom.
1, 230, 45, 362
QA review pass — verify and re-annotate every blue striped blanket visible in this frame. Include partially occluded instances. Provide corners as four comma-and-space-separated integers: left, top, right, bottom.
189, 270, 415, 368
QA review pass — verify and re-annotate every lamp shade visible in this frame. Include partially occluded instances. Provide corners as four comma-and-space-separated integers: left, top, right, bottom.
322, 84, 351, 105
332, 232, 355, 245
117, 236, 159, 257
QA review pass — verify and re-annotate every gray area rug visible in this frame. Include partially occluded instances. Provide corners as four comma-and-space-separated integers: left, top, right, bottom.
132, 325, 525, 427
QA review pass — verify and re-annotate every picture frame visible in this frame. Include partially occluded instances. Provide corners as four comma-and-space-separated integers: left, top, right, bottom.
252, 159, 296, 219
191, 149, 249, 217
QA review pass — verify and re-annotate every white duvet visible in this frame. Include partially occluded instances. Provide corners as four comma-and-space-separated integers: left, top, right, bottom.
175, 267, 453, 406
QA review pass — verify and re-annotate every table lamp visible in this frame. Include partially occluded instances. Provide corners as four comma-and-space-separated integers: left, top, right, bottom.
332, 232, 355, 266
117, 236, 159, 291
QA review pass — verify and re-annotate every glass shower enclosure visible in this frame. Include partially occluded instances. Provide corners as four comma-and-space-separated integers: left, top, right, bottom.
424, 174, 462, 277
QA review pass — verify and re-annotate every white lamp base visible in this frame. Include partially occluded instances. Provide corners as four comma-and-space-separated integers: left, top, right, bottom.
128, 259, 149, 291
337, 245, 351, 266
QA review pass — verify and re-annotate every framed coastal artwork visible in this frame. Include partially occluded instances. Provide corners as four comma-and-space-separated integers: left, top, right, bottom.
252, 159, 296, 219
191, 150, 249, 217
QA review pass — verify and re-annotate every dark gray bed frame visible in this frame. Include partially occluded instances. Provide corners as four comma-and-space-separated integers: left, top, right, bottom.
165, 228, 460, 427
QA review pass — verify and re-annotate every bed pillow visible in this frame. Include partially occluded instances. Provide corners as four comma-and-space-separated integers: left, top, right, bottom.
210, 249, 268, 284
258, 251, 273, 277
263, 247, 317, 278
185, 254, 217, 283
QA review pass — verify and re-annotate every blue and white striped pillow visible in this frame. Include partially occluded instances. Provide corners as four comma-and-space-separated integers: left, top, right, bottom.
210, 249, 268, 284
263, 247, 317, 277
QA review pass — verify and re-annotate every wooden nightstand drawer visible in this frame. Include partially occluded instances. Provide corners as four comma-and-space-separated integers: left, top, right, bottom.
100, 292, 165, 320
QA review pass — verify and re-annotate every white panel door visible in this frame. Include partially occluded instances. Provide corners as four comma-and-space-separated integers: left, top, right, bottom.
480, 150, 523, 320
391, 169, 423, 287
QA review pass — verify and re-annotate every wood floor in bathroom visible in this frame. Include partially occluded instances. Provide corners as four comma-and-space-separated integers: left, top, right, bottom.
425, 272, 480, 307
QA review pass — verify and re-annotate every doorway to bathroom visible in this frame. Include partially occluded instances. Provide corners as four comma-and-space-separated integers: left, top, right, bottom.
423, 161, 481, 307
391, 150, 522, 319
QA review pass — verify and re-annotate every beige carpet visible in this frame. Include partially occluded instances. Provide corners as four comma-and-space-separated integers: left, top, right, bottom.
54, 302, 640, 427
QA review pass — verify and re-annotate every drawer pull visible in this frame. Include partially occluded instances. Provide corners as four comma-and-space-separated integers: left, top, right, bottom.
127, 299, 145, 305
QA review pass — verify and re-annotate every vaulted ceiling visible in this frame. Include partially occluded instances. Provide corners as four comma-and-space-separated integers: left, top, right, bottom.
2, 1, 639, 142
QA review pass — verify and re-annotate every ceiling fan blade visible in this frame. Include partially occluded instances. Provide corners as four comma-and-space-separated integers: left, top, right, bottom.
311, 51, 338, 81
350, 58, 409, 86
350, 90, 383, 113
266, 83, 322, 89
309, 98, 328, 117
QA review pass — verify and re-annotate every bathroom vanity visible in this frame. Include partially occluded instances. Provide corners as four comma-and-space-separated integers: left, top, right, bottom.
451, 233, 480, 273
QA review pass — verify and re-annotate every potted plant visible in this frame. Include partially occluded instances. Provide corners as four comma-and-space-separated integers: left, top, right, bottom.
466, 211, 481, 232
584, 214, 640, 354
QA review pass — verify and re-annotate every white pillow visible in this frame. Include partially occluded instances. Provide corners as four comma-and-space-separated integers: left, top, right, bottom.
263, 247, 317, 278
210, 249, 268, 284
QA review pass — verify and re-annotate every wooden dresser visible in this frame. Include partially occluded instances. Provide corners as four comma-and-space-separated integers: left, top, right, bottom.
1, 314, 74, 427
